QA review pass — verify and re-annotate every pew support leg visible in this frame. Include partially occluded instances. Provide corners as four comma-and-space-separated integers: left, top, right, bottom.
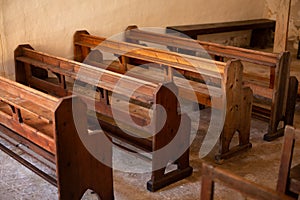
264, 76, 298, 141
147, 149, 193, 192
147, 114, 192, 192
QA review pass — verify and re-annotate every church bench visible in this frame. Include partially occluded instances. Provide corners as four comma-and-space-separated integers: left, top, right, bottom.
123, 26, 298, 141
166, 19, 275, 48
0, 76, 113, 200
201, 162, 295, 200
73, 30, 253, 162
14, 44, 193, 192
201, 126, 300, 200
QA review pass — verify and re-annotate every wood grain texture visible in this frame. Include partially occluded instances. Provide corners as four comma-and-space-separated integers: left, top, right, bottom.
123, 27, 296, 141
0, 76, 113, 199
73, 31, 253, 161
14, 45, 193, 192
276, 126, 300, 198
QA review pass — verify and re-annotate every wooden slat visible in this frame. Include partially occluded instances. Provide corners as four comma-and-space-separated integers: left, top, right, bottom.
0, 89, 53, 123
16, 53, 158, 105
244, 83, 273, 99
0, 110, 55, 153
125, 28, 279, 66
75, 33, 227, 77
0, 76, 58, 111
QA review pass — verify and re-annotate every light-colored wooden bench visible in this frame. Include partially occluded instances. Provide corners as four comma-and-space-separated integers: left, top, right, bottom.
72, 30, 253, 162
201, 162, 295, 200
277, 126, 300, 198
0, 76, 113, 200
201, 125, 300, 200
14, 44, 193, 192
123, 26, 298, 141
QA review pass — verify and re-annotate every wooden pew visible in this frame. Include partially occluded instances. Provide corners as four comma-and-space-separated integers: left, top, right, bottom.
166, 19, 275, 48
0, 76, 113, 200
201, 162, 295, 200
72, 31, 253, 162
201, 126, 300, 200
122, 26, 299, 141
14, 44, 193, 192
277, 126, 300, 198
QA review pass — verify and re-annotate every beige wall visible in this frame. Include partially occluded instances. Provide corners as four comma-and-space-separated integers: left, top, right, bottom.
0, 0, 266, 78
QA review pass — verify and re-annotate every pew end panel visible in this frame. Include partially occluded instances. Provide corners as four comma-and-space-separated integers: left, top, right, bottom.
55, 96, 114, 200
0, 76, 114, 200
215, 59, 253, 162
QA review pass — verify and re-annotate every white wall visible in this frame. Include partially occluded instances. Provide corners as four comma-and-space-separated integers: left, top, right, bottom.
0, 0, 266, 78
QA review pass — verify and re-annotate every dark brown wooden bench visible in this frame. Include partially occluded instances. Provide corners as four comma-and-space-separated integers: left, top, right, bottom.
201, 162, 295, 200
0, 76, 113, 200
123, 26, 298, 141
166, 19, 275, 48
73, 30, 254, 162
14, 44, 193, 192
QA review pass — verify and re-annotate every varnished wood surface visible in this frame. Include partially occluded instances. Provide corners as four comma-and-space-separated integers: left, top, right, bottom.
73, 31, 253, 162
0, 76, 114, 199
123, 27, 297, 141
15, 44, 193, 192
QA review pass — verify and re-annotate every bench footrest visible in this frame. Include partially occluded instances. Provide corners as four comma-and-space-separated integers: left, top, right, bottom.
215, 143, 252, 164
264, 128, 285, 141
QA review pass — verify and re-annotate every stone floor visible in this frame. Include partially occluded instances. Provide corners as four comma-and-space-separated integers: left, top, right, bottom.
1, 45, 300, 200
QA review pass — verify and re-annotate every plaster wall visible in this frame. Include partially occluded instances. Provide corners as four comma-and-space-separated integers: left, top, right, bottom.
1, 0, 265, 78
